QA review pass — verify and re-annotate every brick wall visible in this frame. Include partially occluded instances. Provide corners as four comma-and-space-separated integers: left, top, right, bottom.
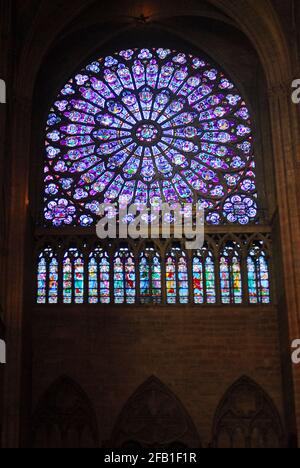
32, 304, 283, 447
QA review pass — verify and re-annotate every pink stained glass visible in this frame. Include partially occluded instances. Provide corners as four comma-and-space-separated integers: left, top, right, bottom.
44, 48, 258, 227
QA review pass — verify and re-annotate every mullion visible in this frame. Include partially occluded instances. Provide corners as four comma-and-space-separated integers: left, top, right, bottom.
203, 256, 208, 304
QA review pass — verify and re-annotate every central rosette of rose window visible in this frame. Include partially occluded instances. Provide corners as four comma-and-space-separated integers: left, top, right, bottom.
135, 122, 160, 145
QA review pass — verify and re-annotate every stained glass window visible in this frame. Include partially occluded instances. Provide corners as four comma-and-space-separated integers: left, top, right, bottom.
37, 239, 272, 305
220, 243, 242, 304
88, 248, 110, 304
166, 254, 176, 304
166, 247, 189, 304
247, 243, 270, 304
114, 247, 136, 304
63, 248, 84, 304
44, 48, 258, 227
37, 247, 58, 304
140, 248, 162, 304
193, 257, 203, 303
193, 247, 216, 304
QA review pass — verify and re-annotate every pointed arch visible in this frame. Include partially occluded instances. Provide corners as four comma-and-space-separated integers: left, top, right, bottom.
212, 376, 284, 448
88, 246, 110, 304
32, 376, 98, 448
139, 246, 162, 305
166, 246, 189, 305
110, 376, 201, 449
247, 240, 271, 304
37, 246, 58, 304
219, 240, 242, 304
63, 247, 84, 304
114, 246, 136, 304
193, 243, 216, 304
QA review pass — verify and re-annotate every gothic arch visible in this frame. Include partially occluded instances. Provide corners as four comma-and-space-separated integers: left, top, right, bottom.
212, 376, 284, 448
110, 376, 201, 449
32, 376, 98, 448
18, 0, 292, 94
2, 0, 300, 449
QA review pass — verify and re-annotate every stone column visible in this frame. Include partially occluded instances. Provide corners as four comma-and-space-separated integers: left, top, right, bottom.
0, 0, 12, 321
0, 0, 12, 448
1, 91, 33, 448
268, 82, 300, 445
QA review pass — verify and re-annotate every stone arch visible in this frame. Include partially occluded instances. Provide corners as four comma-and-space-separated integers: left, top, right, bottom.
26, 5, 285, 232
18, 0, 292, 95
2, 0, 299, 449
212, 376, 284, 448
32, 376, 98, 448
110, 376, 201, 449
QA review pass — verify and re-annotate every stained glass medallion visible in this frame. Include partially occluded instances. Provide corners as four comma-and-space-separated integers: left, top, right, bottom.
44, 48, 258, 227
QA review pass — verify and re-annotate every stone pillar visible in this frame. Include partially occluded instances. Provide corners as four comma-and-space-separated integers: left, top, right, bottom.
268, 82, 300, 445
0, 0, 34, 443
1, 90, 33, 448
0, 0, 11, 319
0, 0, 12, 448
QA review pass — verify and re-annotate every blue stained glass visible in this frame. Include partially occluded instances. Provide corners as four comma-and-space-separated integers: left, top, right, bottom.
37, 257, 47, 304
44, 48, 258, 227
193, 257, 204, 304
146, 61, 159, 88
114, 248, 136, 304
140, 249, 162, 304
178, 256, 189, 304
49, 258, 59, 304
205, 255, 216, 304
63, 248, 84, 304
88, 249, 110, 304
140, 257, 150, 298
166, 255, 176, 305
158, 63, 175, 89
247, 244, 270, 304
166, 248, 188, 305
193, 246, 217, 304
38, 241, 271, 306
220, 243, 242, 305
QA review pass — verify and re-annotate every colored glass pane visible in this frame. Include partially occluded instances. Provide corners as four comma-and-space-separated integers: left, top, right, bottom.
44, 48, 258, 227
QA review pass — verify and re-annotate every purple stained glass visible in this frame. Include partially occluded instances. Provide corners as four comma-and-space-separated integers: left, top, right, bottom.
88, 248, 110, 304
63, 248, 84, 304
247, 243, 270, 304
44, 48, 258, 227
37, 247, 58, 304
